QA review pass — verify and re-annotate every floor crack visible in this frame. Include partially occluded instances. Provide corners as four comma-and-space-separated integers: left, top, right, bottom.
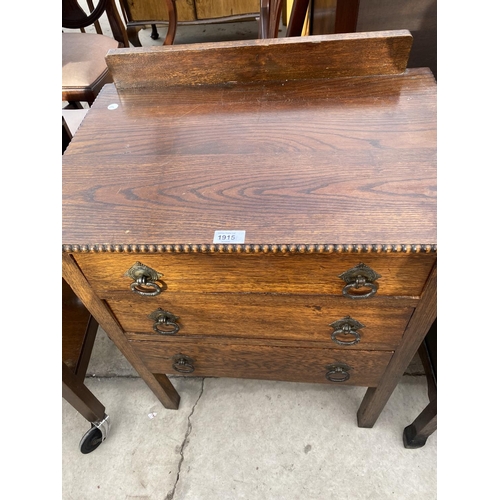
165, 378, 205, 500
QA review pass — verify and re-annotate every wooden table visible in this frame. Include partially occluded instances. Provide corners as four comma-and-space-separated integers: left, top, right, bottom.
62, 31, 436, 428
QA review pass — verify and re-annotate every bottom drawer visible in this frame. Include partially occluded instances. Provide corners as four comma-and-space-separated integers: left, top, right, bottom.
130, 340, 393, 387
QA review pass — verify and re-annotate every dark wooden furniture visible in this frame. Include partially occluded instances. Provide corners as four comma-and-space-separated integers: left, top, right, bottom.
310, 0, 359, 35
310, 0, 436, 78
259, 0, 284, 38
62, 278, 110, 454
62, 31, 437, 429
260, 0, 310, 38
284, 0, 311, 36
119, 0, 260, 46
356, 0, 436, 78
118, 0, 309, 45
403, 319, 437, 448
118, 0, 178, 47
62, 0, 129, 106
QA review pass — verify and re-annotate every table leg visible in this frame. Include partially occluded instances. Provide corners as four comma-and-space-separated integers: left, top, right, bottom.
63, 362, 106, 422
403, 398, 437, 448
357, 264, 437, 428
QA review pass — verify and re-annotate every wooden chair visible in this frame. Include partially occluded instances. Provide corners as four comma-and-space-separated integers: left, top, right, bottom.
62, 0, 129, 106
258, 0, 283, 38
284, 0, 311, 36
118, 0, 178, 48
259, 0, 310, 38
403, 319, 437, 448
119, 0, 259, 47
62, 278, 110, 454
117, 0, 308, 45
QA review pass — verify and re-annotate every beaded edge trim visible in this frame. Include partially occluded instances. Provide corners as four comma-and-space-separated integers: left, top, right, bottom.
62, 244, 437, 254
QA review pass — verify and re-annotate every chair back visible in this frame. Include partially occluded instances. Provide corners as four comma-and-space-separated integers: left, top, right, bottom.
63, 0, 107, 29
62, 0, 128, 46
259, 0, 310, 39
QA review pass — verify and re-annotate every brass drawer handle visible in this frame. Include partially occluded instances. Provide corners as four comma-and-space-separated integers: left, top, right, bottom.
329, 316, 365, 346
325, 363, 351, 383
339, 263, 381, 299
148, 308, 180, 335
125, 262, 164, 297
172, 354, 195, 373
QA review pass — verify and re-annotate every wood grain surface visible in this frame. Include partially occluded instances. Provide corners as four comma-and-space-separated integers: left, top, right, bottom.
105, 31, 412, 88
120, 0, 259, 23
120, 0, 196, 23
130, 339, 393, 386
73, 252, 435, 296
195, 0, 259, 19
107, 293, 414, 346
62, 68, 436, 247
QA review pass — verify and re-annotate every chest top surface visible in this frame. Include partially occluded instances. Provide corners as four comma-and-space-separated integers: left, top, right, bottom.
62, 31, 436, 252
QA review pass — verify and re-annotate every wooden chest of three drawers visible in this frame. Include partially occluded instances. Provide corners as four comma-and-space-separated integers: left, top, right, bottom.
62, 31, 437, 427
73, 251, 433, 383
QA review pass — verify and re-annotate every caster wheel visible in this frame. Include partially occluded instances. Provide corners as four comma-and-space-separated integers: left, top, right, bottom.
79, 426, 103, 454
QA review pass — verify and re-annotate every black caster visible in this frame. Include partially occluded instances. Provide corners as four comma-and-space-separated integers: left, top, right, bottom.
79, 414, 110, 454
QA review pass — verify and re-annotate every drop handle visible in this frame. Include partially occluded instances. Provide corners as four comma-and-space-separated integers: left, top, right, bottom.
172, 354, 195, 373
329, 316, 365, 346
325, 363, 351, 382
147, 308, 180, 335
338, 263, 381, 299
125, 262, 164, 297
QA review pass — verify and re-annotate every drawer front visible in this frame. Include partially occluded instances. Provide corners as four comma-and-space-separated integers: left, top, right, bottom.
130, 339, 394, 387
111, 294, 413, 349
74, 252, 436, 297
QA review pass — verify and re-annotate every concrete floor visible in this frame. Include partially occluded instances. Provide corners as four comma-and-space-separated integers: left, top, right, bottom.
63, 16, 436, 500
63, 328, 436, 500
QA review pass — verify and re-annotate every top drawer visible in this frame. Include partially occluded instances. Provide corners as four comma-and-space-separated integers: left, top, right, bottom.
73, 252, 436, 298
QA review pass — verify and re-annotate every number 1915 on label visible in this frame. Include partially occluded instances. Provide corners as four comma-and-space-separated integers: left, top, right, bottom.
213, 230, 246, 244
218, 234, 235, 241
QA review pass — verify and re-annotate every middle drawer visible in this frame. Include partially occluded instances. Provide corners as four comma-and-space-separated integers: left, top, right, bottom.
108, 293, 414, 349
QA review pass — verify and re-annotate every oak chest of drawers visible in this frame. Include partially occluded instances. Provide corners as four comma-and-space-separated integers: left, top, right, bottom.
62, 31, 437, 427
